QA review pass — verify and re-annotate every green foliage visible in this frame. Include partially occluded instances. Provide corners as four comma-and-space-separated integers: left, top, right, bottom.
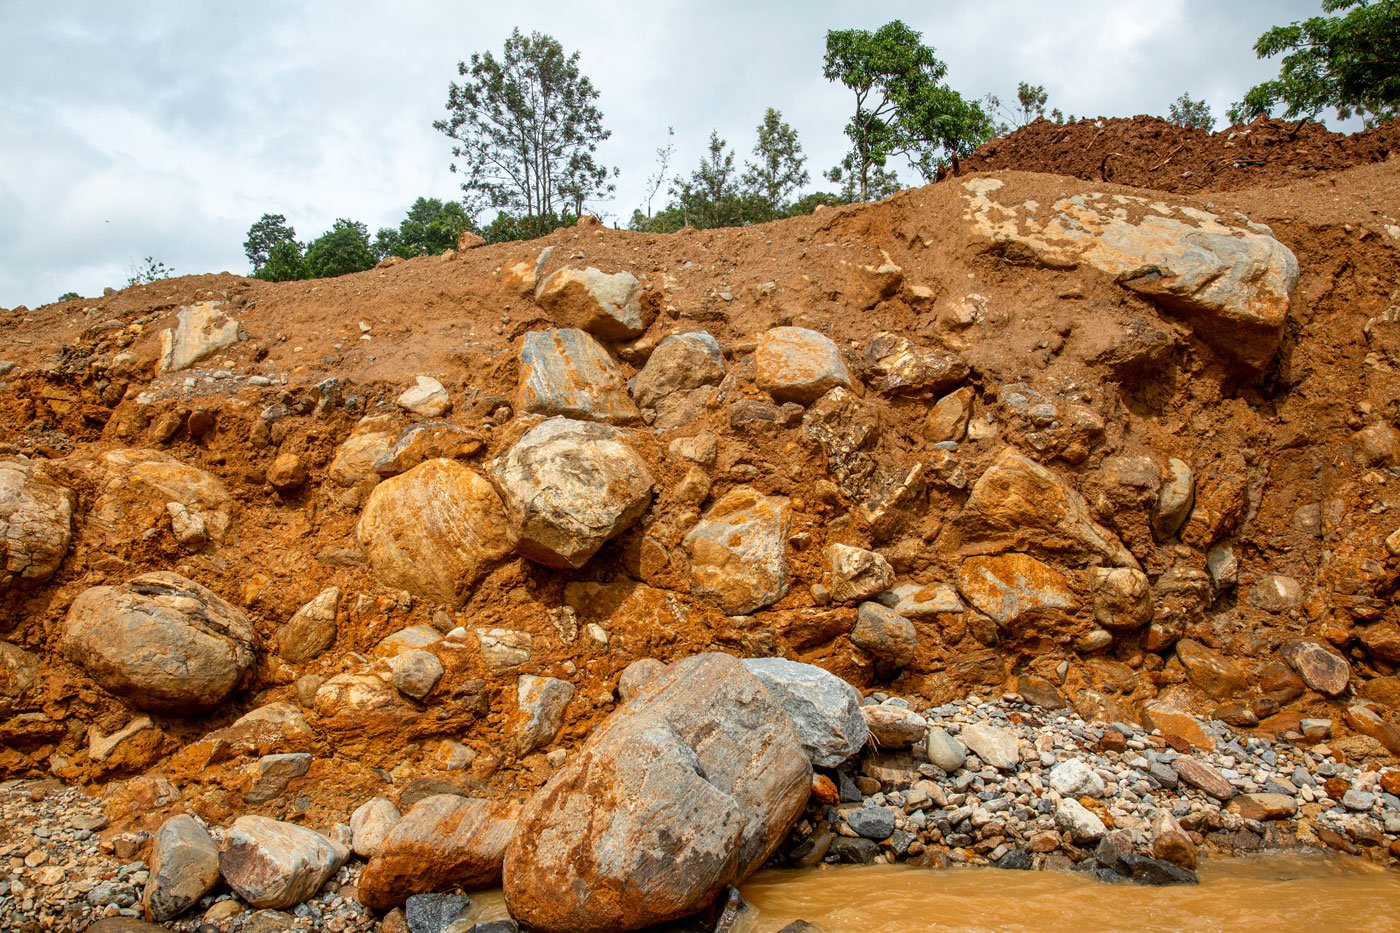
985, 81, 1050, 133
303, 219, 376, 279
373, 197, 476, 259
1167, 93, 1216, 131
784, 191, 849, 217
256, 241, 309, 282
126, 256, 173, 287
742, 108, 810, 221
479, 211, 575, 244
899, 82, 996, 179
1231, 0, 1399, 125
434, 29, 618, 227
668, 131, 752, 230
57, 291, 80, 302
244, 213, 297, 273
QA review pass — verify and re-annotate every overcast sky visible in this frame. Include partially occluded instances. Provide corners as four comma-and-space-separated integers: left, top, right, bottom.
1, 0, 1341, 308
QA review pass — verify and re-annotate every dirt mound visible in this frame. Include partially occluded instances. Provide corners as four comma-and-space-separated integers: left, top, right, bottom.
960, 115, 1400, 194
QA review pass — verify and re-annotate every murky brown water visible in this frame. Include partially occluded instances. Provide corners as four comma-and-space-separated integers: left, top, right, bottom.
452, 852, 1400, 932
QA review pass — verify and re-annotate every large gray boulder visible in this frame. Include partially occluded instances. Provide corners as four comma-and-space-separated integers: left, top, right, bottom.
743, 658, 868, 767
502, 653, 811, 933
491, 418, 654, 569
0, 458, 74, 591
535, 266, 649, 340
144, 814, 220, 921
630, 332, 726, 429
683, 487, 791, 615
216, 816, 348, 910
158, 301, 242, 373
517, 328, 640, 424
62, 572, 257, 713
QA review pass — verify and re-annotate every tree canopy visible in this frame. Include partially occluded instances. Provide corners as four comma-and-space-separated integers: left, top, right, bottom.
303, 219, 376, 279
244, 213, 297, 274
742, 108, 811, 221
374, 197, 475, 259
1168, 93, 1216, 131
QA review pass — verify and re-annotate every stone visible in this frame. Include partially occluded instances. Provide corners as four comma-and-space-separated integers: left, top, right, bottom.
850, 602, 917, 670
1090, 567, 1152, 630
245, 753, 311, 804
516, 674, 575, 755
957, 553, 1077, 628
406, 893, 473, 933
501, 654, 811, 933
350, 797, 402, 860
1016, 674, 1067, 710
1175, 639, 1248, 700
1342, 705, 1400, 757
91, 449, 232, 545
618, 658, 667, 702
491, 418, 653, 569
742, 658, 868, 768
1149, 810, 1197, 870
62, 572, 257, 714
630, 332, 726, 428
1227, 793, 1298, 821
375, 424, 483, 477
1354, 422, 1400, 467
684, 487, 791, 615
0, 458, 74, 590
535, 267, 648, 340
1048, 758, 1106, 798
144, 814, 219, 922
1249, 574, 1304, 613
1055, 798, 1106, 844
159, 301, 242, 372
1152, 459, 1195, 541
754, 326, 853, 404
1205, 543, 1239, 589
359, 795, 519, 911
1141, 703, 1213, 751
0, 640, 40, 705
266, 453, 308, 493
963, 178, 1297, 371
1360, 623, 1400, 664
846, 806, 895, 840
390, 650, 445, 700
955, 448, 1137, 567
879, 582, 963, 618
357, 459, 512, 605
926, 387, 975, 444
1173, 757, 1235, 801
397, 375, 451, 417
216, 816, 348, 910
864, 333, 969, 396
328, 421, 398, 486
669, 433, 718, 466
278, 587, 341, 663
959, 723, 1020, 771
1282, 640, 1351, 696
825, 544, 894, 603
475, 629, 533, 670
862, 705, 928, 748
1119, 854, 1198, 886
517, 328, 640, 424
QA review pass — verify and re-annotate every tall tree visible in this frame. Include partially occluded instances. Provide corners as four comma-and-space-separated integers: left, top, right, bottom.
257, 241, 309, 282
742, 108, 810, 221
1167, 93, 1216, 131
670, 131, 747, 229
984, 81, 1050, 133
304, 220, 375, 279
434, 29, 618, 237
374, 197, 475, 260
899, 82, 995, 179
1231, 0, 1399, 126
244, 213, 297, 273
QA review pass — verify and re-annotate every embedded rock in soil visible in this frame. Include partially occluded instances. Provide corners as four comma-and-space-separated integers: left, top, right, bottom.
535, 266, 648, 340
501, 653, 811, 933
1282, 640, 1351, 696
629, 331, 726, 429
515, 674, 575, 755
490, 417, 653, 570
216, 816, 348, 910
825, 543, 895, 604
863, 332, 969, 396
349, 797, 401, 860
862, 705, 928, 748
144, 814, 220, 922
158, 300, 242, 373
743, 658, 868, 768
277, 586, 341, 663
0, 641, 40, 706
374, 423, 482, 477
684, 487, 791, 615
359, 794, 519, 912
618, 658, 667, 701
1175, 639, 1248, 700
957, 553, 1077, 629
517, 328, 640, 424
1090, 567, 1152, 630
62, 572, 257, 713
0, 457, 74, 591
849, 602, 917, 670
357, 458, 512, 605
388, 650, 444, 700
91, 449, 232, 547
755, 326, 853, 404
962, 177, 1297, 370
395, 375, 451, 418
328, 419, 398, 487
1151, 459, 1195, 541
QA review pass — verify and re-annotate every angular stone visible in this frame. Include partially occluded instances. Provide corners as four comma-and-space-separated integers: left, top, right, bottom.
959, 723, 1020, 771
1152, 458, 1195, 541
742, 658, 867, 768
217, 816, 348, 910
1175, 639, 1248, 700
501, 654, 811, 933
405, 893, 473, 933
516, 675, 575, 755
1055, 798, 1106, 844
513, 452, 657, 578
328, 421, 397, 487
0, 458, 74, 590
517, 328, 640, 424
1048, 758, 1105, 798
389, 650, 444, 700
396, 375, 450, 417
357, 459, 512, 606
1174, 757, 1235, 801
1090, 567, 1152, 630
755, 327, 852, 404
864, 333, 968, 396
0, 641, 40, 705
1282, 640, 1350, 696
862, 705, 928, 748
1249, 574, 1304, 613
926, 387, 975, 443
1149, 810, 1197, 870
62, 572, 257, 714
349, 797, 401, 860
825, 544, 894, 603
245, 753, 311, 805
1142, 703, 1213, 751
144, 814, 219, 922
630, 332, 725, 429
359, 795, 519, 911
374, 424, 482, 477
474, 629, 533, 670
850, 602, 917, 670
278, 587, 341, 663
1227, 793, 1297, 821
925, 728, 967, 773
684, 487, 791, 615
92, 449, 232, 545
879, 583, 962, 619
957, 553, 1077, 628
1016, 674, 1067, 710
1360, 623, 1400, 664
266, 453, 308, 493
535, 267, 648, 340
159, 301, 242, 372
847, 806, 895, 841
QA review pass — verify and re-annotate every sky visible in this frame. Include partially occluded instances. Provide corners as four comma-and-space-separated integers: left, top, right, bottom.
0, 0, 1345, 309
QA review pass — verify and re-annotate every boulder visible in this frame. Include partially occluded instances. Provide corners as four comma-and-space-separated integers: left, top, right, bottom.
683, 487, 791, 615
926, 387, 975, 443
144, 814, 219, 922
925, 728, 967, 773
1055, 798, 1106, 844
1090, 567, 1152, 630
1048, 758, 1105, 798
849, 602, 917, 670
0, 458, 74, 590
158, 301, 242, 372
1149, 810, 1197, 870
742, 658, 868, 767
861, 705, 928, 748
501, 654, 811, 933
388, 650, 444, 700
629, 332, 726, 428
373, 423, 482, 477
864, 333, 968, 396
825, 544, 894, 603
1151, 459, 1195, 541
515, 675, 575, 755
959, 723, 1021, 771
1282, 640, 1351, 696
357, 459, 512, 605
349, 797, 401, 860
62, 572, 257, 713
91, 449, 232, 546
517, 328, 640, 424
396, 375, 451, 418
755, 327, 852, 404
962, 178, 1297, 370
277, 587, 341, 663
491, 418, 653, 569
1175, 639, 1247, 700
618, 658, 667, 701
216, 816, 348, 910
535, 267, 648, 340
359, 795, 519, 911
328, 420, 397, 487
957, 553, 1077, 628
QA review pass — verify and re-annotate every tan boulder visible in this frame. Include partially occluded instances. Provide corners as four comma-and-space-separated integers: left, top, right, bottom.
0, 458, 74, 590
517, 328, 640, 424
535, 266, 649, 340
158, 301, 242, 373
957, 553, 1077, 628
1175, 639, 1248, 700
277, 587, 341, 663
91, 449, 232, 546
755, 326, 852, 404
825, 543, 894, 603
328, 418, 398, 487
683, 487, 791, 615
1282, 640, 1350, 696
1141, 702, 1213, 751
357, 459, 512, 605
216, 816, 348, 910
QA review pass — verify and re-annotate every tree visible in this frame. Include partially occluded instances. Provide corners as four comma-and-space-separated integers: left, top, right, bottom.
669, 131, 750, 229
126, 256, 172, 287
57, 291, 80, 301
434, 29, 618, 237
257, 241, 309, 282
742, 108, 810, 221
899, 83, 996, 179
1231, 0, 1399, 126
640, 128, 676, 221
374, 197, 475, 260
1168, 93, 1216, 130
985, 81, 1050, 133
303, 220, 375, 279
244, 213, 297, 273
